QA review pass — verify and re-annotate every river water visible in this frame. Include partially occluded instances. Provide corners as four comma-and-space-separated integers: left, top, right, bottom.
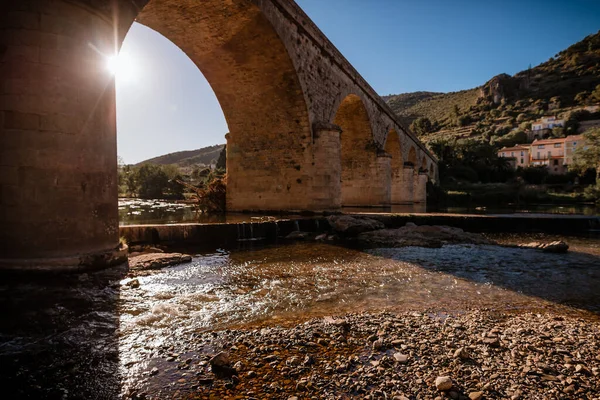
1, 234, 599, 398
119, 198, 599, 225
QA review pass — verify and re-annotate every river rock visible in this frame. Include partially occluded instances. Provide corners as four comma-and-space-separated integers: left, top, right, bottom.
393, 353, 409, 363
209, 352, 237, 377
357, 224, 493, 248
128, 252, 192, 271
327, 215, 385, 236
435, 376, 453, 391
469, 391, 484, 400
454, 347, 469, 359
518, 241, 569, 253
286, 231, 312, 240
129, 245, 165, 254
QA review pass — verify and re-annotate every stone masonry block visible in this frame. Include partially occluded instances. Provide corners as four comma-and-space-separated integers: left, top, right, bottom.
3, 110, 40, 130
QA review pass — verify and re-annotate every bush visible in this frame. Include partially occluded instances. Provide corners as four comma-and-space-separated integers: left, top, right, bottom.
457, 115, 472, 127
448, 165, 479, 182
574, 91, 589, 104
583, 185, 600, 204
197, 176, 227, 213
410, 117, 433, 136
517, 166, 549, 185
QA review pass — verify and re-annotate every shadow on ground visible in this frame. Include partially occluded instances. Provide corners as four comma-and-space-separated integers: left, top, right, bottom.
0, 266, 127, 399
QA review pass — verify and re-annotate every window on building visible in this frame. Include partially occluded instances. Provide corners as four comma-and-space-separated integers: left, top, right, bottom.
538, 145, 545, 149
511, 152, 514, 157
521, 158, 524, 164
554, 143, 561, 148
553, 160, 558, 166
521, 151, 524, 156
537, 152, 540, 159
573, 142, 577, 147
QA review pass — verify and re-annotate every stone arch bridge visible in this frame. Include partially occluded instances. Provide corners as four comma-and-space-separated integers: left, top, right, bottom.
0, 0, 437, 268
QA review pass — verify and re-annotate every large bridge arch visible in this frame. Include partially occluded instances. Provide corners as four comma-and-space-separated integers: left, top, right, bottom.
135, 0, 315, 212
0, 0, 317, 266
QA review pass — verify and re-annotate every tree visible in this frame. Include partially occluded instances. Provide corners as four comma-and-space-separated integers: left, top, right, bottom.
410, 117, 432, 136
591, 85, 600, 102
119, 164, 138, 197
136, 164, 169, 199
216, 145, 226, 171
571, 128, 600, 186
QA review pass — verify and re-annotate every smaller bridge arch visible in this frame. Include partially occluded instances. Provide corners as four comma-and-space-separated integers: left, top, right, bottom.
385, 129, 408, 204
333, 94, 390, 206
407, 147, 418, 167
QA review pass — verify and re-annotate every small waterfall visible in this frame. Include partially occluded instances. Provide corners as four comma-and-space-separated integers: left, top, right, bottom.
236, 221, 264, 242
237, 223, 242, 241
274, 221, 280, 237
315, 219, 320, 231
294, 220, 300, 232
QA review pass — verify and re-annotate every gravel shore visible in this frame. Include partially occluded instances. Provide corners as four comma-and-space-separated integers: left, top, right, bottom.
128, 310, 600, 399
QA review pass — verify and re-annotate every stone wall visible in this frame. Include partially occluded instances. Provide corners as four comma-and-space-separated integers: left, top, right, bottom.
0, 0, 119, 260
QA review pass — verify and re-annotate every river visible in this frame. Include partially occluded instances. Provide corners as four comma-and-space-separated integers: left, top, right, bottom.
118, 198, 599, 225
0, 232, 599, 398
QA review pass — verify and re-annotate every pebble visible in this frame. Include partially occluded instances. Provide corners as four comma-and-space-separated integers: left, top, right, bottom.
121, 311, 600, 398
469, 391, 484, 400
435, 376, 453, 391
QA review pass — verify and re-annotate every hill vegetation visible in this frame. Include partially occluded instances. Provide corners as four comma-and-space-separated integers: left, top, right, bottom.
386, 30, 600, 145
385, 31, 600, 206
135, 144, 225, 167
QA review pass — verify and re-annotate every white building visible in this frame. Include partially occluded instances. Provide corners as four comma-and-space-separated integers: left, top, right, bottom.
531, 116, 564, 131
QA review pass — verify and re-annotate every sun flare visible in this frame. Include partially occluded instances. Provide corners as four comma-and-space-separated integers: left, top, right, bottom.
106, 52, 136, 82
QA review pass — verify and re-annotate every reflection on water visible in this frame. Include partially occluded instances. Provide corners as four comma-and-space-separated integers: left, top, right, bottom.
119, 198, 289, 225
119, 198, 599, 226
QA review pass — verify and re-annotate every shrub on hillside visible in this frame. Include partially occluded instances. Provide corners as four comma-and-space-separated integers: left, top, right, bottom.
517, 166, 549, 185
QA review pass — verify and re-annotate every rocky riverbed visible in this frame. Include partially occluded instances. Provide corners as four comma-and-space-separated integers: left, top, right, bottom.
126, 310, 600, 399
1, 229, 599, 399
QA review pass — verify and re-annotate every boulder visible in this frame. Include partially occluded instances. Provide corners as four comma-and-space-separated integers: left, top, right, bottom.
129, 252, 192, 271
327, 215, 385, 236
357, 223, 494, 248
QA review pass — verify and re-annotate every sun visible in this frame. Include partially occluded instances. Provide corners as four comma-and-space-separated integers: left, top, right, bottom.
106, 52, 136, 82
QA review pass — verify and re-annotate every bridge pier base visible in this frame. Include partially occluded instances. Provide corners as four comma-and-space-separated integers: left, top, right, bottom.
311, 123, 342, 210
0, 0, 122, 269
414, 172, 428, 203
374, 153, 392, 206
391, 166, 415, 204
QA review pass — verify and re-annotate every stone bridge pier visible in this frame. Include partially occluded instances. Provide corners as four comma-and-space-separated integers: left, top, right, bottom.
0, 0, 437, 269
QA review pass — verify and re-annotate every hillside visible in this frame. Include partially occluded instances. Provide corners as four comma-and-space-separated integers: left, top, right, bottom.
136, 144, 225, 167
386, 30, 600, 144
382, 91, 441, 125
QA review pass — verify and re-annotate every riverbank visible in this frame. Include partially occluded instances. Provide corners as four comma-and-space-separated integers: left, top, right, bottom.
125, 310, 600, 399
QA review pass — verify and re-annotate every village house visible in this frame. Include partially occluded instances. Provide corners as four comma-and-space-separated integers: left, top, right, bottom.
498, 134, 585, 174
531, 116, 565, 131
498, 145, 530, 169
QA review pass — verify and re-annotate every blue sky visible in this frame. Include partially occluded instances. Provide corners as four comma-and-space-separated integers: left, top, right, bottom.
116, 0, 600, 163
